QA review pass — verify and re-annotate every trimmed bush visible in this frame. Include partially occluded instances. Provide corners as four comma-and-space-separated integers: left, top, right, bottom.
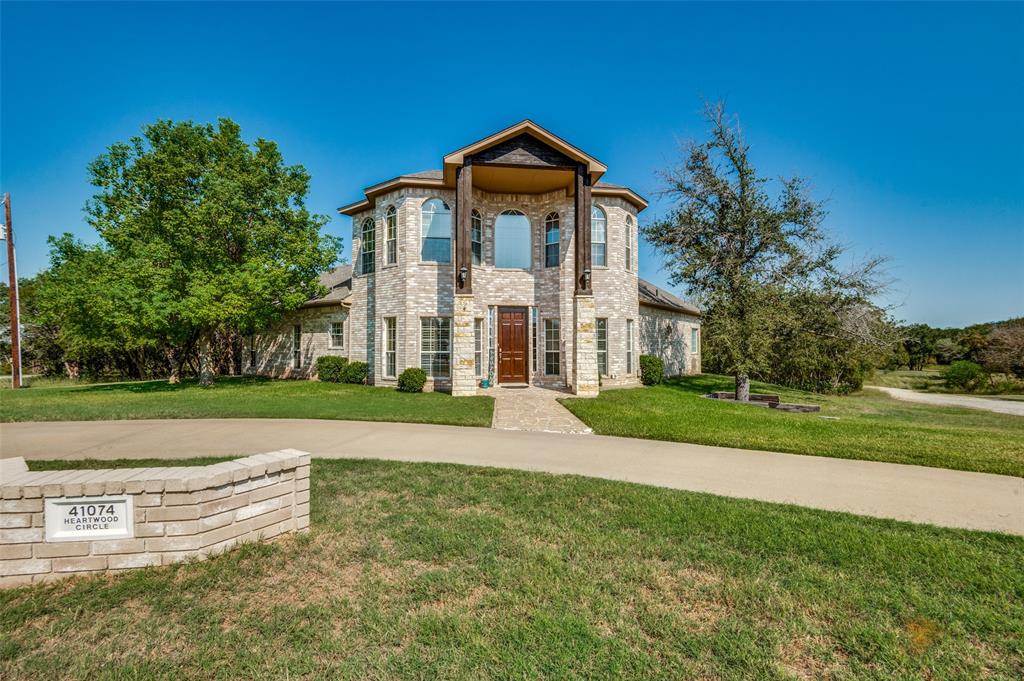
316, 356, 348, 383
639, 355, 664, 386
397, 367, 427, 393
943, 360, 987, 391
341, 361, 368, 385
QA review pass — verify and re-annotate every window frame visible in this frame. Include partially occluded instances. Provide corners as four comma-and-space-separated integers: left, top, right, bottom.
596, 318, 608, 377
625, 215, 633, 271
420, 316, 452, 378
544, 318, 560, 376
471, 209, 483, 266
249, 334, 257, 368
329, 321, 345, 349
592, 206, 607, 267
626, 319, 635, 375
420, 198, 452, 264
543, 212, 560, 268
691, 327, 700, 354
474, 318, 484, 377
292, 324, 302, 369
384, 317, 397, 378
494, 209, 531, 270
360, 217, 375, 274
385, 205, 398, 266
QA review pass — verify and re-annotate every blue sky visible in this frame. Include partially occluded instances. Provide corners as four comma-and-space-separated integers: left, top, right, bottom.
2, 1, 1021, 327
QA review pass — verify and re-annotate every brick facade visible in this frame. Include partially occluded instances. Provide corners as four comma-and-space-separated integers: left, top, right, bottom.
0, 452, 310, 588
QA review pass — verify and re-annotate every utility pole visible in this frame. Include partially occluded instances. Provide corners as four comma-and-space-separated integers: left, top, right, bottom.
2, 193, 22, 389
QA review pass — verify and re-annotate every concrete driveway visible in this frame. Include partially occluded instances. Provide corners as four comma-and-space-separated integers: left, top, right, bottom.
2, 419, 1021, 536
867, 386, 1024, 416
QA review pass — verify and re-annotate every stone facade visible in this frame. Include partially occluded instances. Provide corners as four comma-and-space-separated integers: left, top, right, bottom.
250, 123, 702, 394
344, 188, 646, 394
0, 451, 310, 588
639, 306, 702, 376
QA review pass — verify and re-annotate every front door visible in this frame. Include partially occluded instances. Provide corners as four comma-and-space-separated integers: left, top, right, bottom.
497, 307, 528, 383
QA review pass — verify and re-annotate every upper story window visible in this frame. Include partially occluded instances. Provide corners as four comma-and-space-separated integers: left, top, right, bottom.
592, 206, 607, 267
421, 198, 451, 263
625, 215, 633, 271
385, 206, 397, 265
544, 212, 560, 268
495, 209, 530, 269
360, 217, 375, 274
471, 209, 483, 265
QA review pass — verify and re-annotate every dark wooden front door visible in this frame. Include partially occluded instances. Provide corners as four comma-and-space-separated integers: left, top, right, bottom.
498, 307, 528, 383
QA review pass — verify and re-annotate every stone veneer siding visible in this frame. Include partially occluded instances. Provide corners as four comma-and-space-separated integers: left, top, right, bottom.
344, 187, 642, 393
639, 306, 702, 376
0, 451, 310, 588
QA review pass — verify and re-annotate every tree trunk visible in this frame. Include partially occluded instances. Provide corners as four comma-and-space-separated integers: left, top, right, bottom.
735, 373, 750, 402
167, 346, 181, 385
198, 332, 215, 387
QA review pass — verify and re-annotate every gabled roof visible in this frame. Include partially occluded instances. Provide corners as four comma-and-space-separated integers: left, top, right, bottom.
302, 264, 353, 307
638, 278, 701, 317
442, 119, 607, 185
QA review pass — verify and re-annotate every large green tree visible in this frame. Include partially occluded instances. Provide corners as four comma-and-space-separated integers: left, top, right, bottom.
644, 104, 888, 399
63, 118, 338, 384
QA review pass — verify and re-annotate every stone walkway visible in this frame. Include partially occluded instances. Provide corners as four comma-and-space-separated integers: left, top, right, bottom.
483, 385, 593, 434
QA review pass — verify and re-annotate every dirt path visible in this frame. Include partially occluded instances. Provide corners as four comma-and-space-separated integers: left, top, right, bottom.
866, 386, 1024, 416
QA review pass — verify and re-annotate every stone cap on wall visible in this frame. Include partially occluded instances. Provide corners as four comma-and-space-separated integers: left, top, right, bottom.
0, 450, 311, 500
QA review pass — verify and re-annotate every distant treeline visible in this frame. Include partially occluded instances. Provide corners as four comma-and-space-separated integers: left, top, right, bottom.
885, 318, 1024, 376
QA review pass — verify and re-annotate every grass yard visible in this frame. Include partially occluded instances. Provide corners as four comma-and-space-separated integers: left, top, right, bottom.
0, 376, 494, 427
562, 375, 1024, 478
2, 458, 1022, 680
869, 369, 1024, 398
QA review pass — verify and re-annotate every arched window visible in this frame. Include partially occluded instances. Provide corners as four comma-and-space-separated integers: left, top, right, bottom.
625, 214, 633, 271
544, 212, 560, 268
385, 205, 397, 265
471, 209, 483, 265
360, 217, 375, 274
495, 209, 530, 269
592, 206, 607, 266
421, 198, 451, 263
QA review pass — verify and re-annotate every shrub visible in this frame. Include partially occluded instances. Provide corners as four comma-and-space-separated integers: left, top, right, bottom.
341, 361, 369, 384
639, 355, 664, 386
316, 356, 348, 383
397, 367, 427, 393
943, 360, 987, 392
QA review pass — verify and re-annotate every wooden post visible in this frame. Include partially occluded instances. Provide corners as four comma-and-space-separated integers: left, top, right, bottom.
455, 160, 473, 294
573, 164, 593, 295
3, 193, 22, 389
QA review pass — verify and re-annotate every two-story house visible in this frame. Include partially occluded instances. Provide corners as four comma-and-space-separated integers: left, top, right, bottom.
251, 121, 700, 396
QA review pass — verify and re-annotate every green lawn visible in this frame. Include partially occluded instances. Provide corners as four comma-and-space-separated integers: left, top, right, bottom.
869, 369, 1024, 398
562, 375, 1024, 478
2, 459, 1021, 680
0, 376, 494, 427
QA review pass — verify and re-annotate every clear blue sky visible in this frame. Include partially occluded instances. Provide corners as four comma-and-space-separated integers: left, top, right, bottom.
2, 1, 1022, 327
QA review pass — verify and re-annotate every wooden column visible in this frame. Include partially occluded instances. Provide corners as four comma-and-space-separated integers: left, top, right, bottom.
454, 159, 473, 294
573, 163, 593, 295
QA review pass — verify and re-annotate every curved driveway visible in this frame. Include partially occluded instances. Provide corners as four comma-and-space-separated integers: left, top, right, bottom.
1, 419, 1021, 536
867, 386, 1024, 416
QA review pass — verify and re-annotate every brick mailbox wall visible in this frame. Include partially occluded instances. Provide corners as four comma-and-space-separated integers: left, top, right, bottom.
0, 450, 311, 588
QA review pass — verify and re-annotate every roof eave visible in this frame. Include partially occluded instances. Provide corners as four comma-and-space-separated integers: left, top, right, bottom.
639, 300, 702, 318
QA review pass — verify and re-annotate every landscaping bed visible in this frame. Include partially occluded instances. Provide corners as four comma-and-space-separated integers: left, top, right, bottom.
2, 458, 1021, 680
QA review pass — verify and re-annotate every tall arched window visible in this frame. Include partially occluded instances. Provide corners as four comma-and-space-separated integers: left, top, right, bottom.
360, 217, 375, 274
385, 205, 397, 265
544, 212, 560, 268
592, 206, 607, 267
421, 198, 451, 263
625, 214, 633, 271
495, 209, 530, 269
471, 209, 483, 265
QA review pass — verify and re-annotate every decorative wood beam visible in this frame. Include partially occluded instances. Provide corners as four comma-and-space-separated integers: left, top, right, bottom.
455, 160, 473, 294
574, 163, 593, 295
